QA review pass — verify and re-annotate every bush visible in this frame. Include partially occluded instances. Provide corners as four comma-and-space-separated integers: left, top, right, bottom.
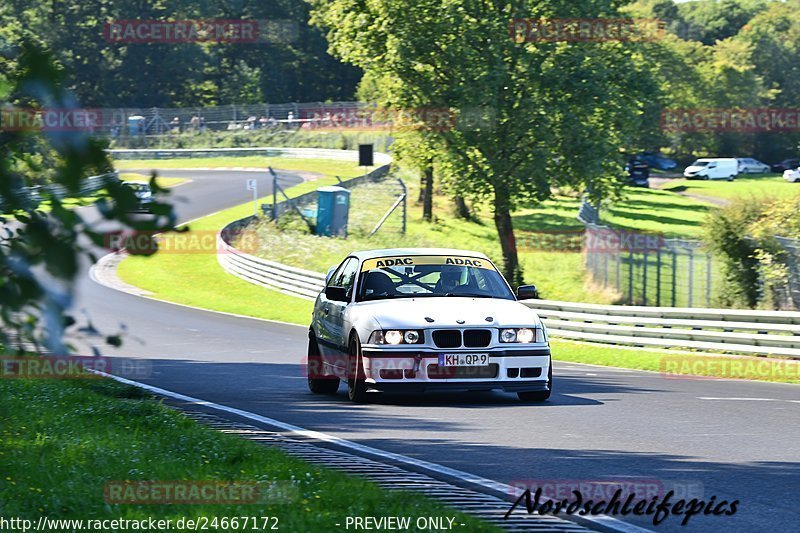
704, 198, 764, 308
704, 196, 800, 309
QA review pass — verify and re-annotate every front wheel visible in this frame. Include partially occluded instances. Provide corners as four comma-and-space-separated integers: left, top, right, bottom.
518, 364, 552, 402
307, 334, 339, 395
347, 335, 379, 403
727, 175, 735, 182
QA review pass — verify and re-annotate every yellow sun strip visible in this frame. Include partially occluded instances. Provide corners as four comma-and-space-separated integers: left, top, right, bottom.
360, 255, 495, 271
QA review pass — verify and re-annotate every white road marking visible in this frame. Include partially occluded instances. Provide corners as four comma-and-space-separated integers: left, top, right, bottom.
93, 370, 652, 533
698, 397, 800, 404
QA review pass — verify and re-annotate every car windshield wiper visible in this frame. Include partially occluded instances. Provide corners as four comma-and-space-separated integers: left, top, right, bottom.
443, 292, 493, 298
360, 293, 432, 301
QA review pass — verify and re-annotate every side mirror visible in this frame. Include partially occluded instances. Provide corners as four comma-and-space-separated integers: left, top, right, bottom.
517, 284, 539, 300
325, 266, 337, 284
325, 286, 349, 303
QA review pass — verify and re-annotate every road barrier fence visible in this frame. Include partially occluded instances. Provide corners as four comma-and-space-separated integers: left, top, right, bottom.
0, 172, 119, 212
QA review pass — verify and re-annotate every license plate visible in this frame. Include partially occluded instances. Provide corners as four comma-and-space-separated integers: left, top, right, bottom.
438, 353, 489, 367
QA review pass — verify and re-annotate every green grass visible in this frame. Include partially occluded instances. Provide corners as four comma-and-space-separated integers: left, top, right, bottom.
241, 173, 712, 304
0, 378, 497, 531
119, 172, 188, 188
113, 157, 366, 179
552, 339, 800, 384
116, 202, 314, 326
662, 175, 800, 202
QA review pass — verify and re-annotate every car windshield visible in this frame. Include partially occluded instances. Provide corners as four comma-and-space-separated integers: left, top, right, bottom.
127, 183, 150, 192
691, 160, 710, 167
356, 255, 515, 302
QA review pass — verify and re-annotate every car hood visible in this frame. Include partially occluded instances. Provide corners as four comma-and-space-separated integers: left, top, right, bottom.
684, 165, 704, 173
353, 297, 542, 329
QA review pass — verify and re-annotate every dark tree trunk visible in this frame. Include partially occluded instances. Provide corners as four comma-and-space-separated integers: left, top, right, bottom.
454, 195, 471, 220
493, 186, 522, 287
422, 164, 433, 222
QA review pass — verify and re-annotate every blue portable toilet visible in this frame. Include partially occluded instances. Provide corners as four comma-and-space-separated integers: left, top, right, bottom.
128, 115, 146, 135
316, 186, 350, 237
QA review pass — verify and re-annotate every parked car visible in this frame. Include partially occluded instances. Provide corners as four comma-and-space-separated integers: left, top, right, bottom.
737, 158, 771, 174
683, 158, 738, 181
783, 167, 800, 183
637, 152, 677, 171
624, 159, 650, 187
770, 158, 800, 173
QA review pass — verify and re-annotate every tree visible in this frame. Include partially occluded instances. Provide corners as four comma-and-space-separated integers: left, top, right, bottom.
312, 0, 656, 284
0, 38, 178, 354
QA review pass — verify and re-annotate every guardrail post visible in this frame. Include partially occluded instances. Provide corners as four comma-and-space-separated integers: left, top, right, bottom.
399, 178, 407, 234
706, 253, 712, 307
272, 170, 277, 221
628, 249, 634, 304
656, 248, 662, 307
688, 248, 694, 308
642, 248, 648, 306
671, 251, 677, 307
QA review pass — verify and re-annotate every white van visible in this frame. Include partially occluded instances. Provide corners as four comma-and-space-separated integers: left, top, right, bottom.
683, 158, 738, 181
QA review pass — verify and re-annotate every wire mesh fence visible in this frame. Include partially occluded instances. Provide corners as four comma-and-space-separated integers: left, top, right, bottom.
776, 237, 800, 310
584, 224, 722, 307
85, 102, 372, 137
266, 166, 407, 237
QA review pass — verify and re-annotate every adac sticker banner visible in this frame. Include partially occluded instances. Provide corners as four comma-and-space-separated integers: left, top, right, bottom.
361, 255, 495, 271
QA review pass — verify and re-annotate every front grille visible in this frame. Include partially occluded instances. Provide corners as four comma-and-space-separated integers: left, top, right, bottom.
432, 330, 461, 348
463, 329, 491, 348
427, 364, 499, 379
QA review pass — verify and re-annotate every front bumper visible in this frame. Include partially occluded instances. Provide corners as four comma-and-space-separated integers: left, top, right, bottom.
360, 347, 551, 393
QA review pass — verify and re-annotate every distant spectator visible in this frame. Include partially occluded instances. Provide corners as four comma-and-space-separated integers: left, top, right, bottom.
190, 114, 200, 132
170, 116, 181, 133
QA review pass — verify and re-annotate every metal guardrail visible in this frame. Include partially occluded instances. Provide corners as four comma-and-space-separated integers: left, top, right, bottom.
1, 172, 119, 211
108, 146, 392, 164
199, 146, 800, 357
216, 232, 800, 357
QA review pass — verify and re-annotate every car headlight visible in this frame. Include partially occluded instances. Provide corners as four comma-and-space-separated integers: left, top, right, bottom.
500, 329, 517, 343
500, 327, 543, 343
368, 330, 424, 345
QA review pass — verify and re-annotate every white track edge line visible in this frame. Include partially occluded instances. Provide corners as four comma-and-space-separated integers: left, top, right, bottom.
94, 369, 651, 533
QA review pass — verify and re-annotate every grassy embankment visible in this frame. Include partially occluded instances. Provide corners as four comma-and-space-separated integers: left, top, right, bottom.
115, 158, 800, 383
0, 377, 497, 530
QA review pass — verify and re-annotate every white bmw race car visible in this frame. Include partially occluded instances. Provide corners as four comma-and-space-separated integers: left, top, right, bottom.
307, 248, 552, 403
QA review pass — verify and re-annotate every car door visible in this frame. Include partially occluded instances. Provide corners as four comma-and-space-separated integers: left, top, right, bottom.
319, 257, 359, 365
316, 258, 347, 357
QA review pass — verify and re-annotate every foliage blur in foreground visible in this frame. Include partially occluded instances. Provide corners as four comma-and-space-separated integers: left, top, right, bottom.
0, 39, 177, 354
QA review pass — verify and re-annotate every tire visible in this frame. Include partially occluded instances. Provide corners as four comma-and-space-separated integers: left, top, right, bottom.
727, 175, 735, 182
518, 364, 552, 402
347, 335, 378, 403
307, 333, 339, 395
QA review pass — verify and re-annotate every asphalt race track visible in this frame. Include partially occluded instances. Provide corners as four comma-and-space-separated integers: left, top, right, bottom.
70, 168, 799, 533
